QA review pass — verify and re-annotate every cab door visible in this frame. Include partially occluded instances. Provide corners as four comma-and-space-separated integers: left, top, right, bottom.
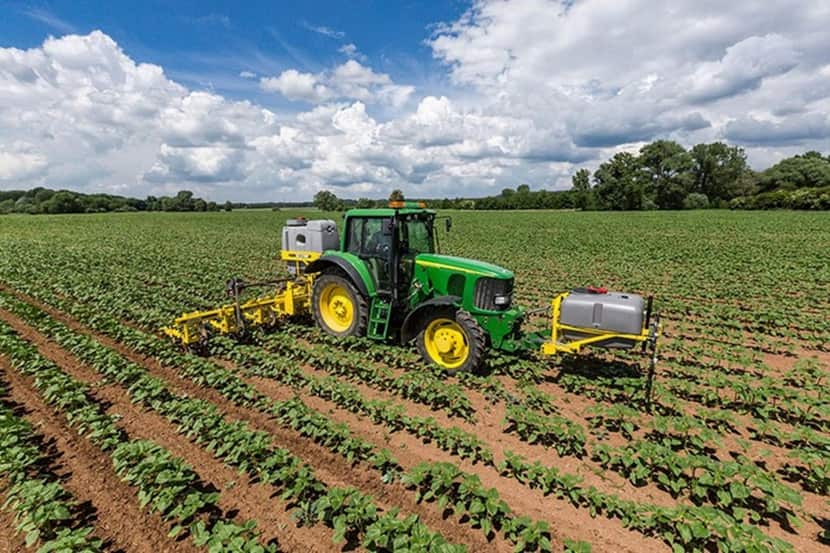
345, 216, 394, 293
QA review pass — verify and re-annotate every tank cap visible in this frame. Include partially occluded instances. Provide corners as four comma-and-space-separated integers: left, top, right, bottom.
586, 286, 608, 294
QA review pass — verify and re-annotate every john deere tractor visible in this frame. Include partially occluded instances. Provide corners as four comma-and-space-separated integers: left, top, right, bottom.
164, 200, 659, 374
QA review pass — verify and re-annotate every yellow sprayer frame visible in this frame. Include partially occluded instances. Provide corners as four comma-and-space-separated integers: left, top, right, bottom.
162, 250, 320, 346
540, 292, 656, 356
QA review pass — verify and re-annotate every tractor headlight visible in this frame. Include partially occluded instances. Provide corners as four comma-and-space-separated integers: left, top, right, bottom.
493, 294, 511, 307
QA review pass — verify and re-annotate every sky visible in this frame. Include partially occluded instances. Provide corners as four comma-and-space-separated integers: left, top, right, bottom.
1, 0, 829, 202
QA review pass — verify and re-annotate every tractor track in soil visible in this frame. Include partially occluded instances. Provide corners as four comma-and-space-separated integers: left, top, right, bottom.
0, 299, 492, 552
0, 355, 199, 553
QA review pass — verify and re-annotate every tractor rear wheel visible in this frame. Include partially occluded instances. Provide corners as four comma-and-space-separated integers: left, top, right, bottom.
416, 308, 486, 375
312, 273, 368, 338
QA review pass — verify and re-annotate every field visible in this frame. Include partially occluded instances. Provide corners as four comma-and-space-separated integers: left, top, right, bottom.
0, 209, 828, 553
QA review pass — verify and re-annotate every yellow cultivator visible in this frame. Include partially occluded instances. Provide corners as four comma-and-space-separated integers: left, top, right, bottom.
162, 251, 319, 347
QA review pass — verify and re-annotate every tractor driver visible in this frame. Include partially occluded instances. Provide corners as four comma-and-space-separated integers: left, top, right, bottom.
365, 218, 394, 256
364, 218, 393, 288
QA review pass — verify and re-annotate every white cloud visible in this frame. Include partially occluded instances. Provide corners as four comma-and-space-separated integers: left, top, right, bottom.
260, 60, 413, 107
1, 2, 830, 202
260, 69, 332, 102
300, 21, 345, 39
338, 43, 367, 62
428, 0, 830, 170
239, 70, 256, 79
0, 151, 47, 180
684, 34, 800, 103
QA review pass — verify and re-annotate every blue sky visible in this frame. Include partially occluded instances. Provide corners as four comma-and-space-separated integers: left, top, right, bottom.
4, 1, 466, 104
1, 1, 828, 201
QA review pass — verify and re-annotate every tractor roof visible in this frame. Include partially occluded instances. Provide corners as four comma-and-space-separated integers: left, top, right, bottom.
345, 207, 436, 218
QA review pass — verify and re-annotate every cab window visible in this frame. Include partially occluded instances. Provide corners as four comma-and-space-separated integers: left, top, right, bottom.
401, 218, 434, 255
345, 217, 393, 256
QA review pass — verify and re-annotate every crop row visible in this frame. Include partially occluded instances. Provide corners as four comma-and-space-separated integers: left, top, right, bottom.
0, 294, 472, 552
211, 333, 798, 552
586, 403, 829, 497
0, 377, 103, 552
0, 321, 275, 553
0, 291, 572, 552
2, 285, 807, 551
2, 286, 786, 551
261, 329, 477, 421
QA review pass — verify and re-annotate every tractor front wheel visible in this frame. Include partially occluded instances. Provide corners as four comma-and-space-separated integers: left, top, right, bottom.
416, 309, 486, 375
312, 273, 368, 338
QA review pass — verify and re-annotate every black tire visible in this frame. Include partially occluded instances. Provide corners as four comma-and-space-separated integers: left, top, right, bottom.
312, 273, 368, 338
416, 308, 487, 375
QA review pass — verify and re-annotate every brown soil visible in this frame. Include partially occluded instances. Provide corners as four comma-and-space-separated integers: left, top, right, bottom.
0, 498, 28, 552
242, 374, 670, 553
2, 283, 827, 552
0, 356, 201, 553
299, 360, 683, 509
0, 308, 332, 553
0, 304, 488, 552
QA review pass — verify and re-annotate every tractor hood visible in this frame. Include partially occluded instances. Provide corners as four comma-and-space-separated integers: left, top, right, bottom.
414, 253, 514, 280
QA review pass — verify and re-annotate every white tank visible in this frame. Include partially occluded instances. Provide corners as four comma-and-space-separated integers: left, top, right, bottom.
281, 218, 339, 253
559, 289, 645, 349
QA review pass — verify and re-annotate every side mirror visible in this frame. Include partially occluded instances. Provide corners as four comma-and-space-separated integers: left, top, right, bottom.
445, 217, 452, 232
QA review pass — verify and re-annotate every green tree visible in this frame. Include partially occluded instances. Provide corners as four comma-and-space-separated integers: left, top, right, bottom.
388, 189, 405, 202
683, 192, 710, 209
570, 169, 592, 210
638, 140, 694, 209
757, 152, 830, 192
690, 142, 750, 202
42, 191, 82, 214
174, 190, 195, 211
313, 190, 340, 211
593, 152, 642, 210
223, 201, 233, 212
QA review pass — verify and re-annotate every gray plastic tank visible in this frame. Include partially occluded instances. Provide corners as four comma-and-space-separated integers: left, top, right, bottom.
281, 219, 339, 253
559, 290, 645, 349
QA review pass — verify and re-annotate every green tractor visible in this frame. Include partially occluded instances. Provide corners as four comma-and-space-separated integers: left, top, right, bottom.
303, 201, 522, 373
164, 200, 659, 375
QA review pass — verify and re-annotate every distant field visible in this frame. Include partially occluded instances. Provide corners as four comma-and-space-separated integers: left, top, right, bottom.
0, 209, 828, 552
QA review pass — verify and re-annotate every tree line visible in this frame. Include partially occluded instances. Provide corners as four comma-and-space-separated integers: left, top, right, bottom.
6, 143, 828, 215
313, 144, 830, 212
0, 189, 235, 215
570, 141, 830, 211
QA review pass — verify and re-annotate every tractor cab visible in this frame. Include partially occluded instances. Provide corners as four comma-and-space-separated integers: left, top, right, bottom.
341, 202, 436, 301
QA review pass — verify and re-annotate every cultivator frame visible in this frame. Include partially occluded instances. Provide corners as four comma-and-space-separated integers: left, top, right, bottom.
161, 251, 319, 347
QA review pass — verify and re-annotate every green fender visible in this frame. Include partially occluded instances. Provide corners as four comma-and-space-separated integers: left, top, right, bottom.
305, 251, 377, 298
400, 295, 461, 344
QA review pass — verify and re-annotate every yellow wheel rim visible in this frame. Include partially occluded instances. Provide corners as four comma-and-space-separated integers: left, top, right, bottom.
423, 318, 469, 369
319, 283, 355, 333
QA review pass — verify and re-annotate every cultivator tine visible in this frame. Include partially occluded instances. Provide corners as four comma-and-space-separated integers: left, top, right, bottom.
644, 313, 661, 413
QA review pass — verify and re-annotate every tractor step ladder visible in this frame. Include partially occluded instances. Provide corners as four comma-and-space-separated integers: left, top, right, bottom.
367, 296, 392, 339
